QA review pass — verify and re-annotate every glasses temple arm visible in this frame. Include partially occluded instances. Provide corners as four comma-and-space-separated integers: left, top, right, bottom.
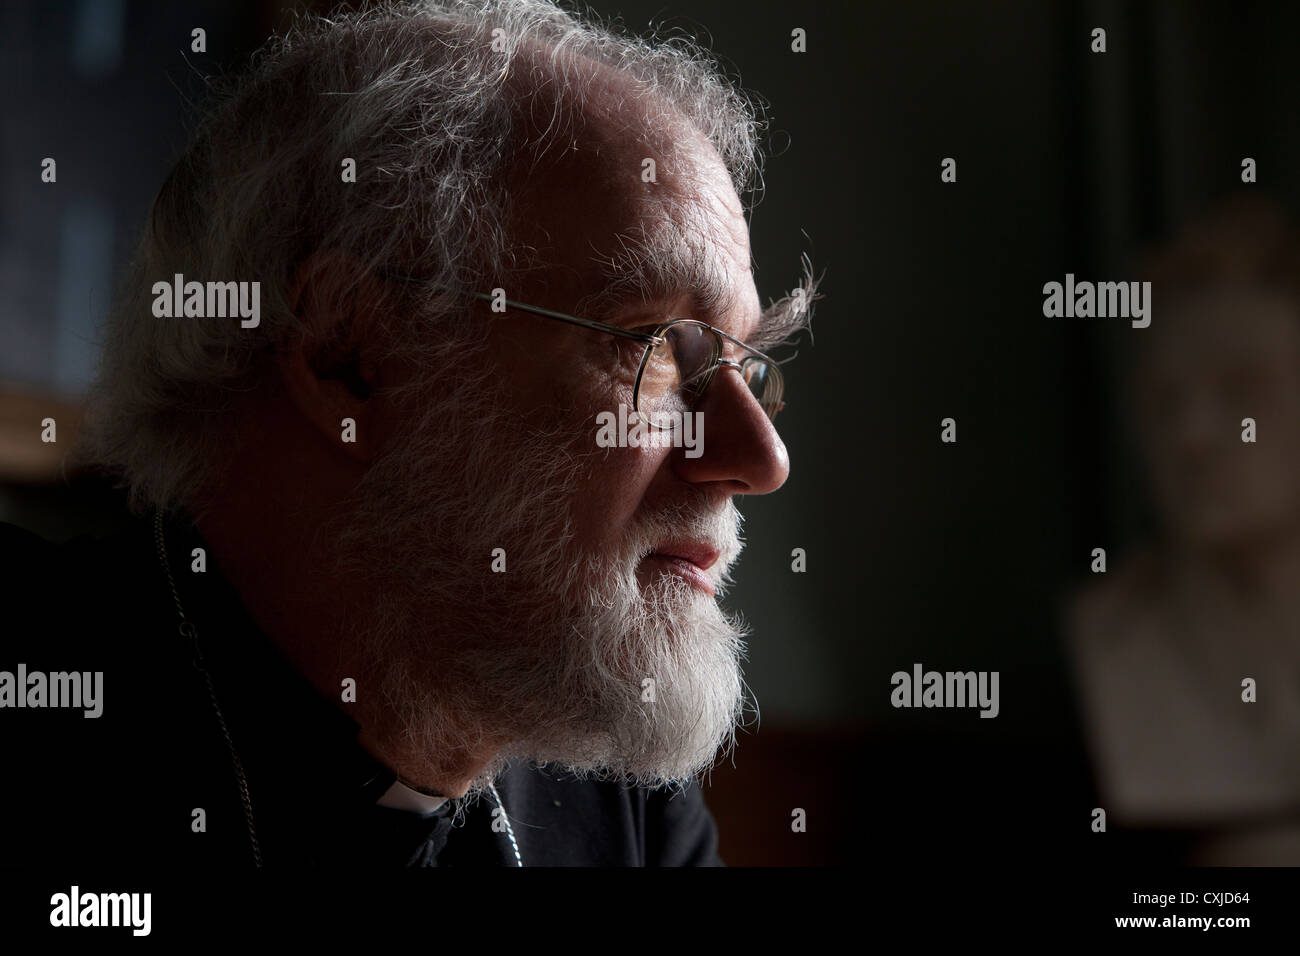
468, 291, 663, 344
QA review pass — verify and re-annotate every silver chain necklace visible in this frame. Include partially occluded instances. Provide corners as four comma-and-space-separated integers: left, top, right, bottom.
153, 511, 263, 868
152, 511, 522, 867
489, 780, 523, 866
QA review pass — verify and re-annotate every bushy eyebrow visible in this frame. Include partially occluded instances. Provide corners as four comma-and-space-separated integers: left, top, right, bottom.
749, 252, 823, 353
576, 226, 736, 325
575, 226, 823, 352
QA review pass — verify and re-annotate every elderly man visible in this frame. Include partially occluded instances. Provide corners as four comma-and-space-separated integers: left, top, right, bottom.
2, 0, 816, 868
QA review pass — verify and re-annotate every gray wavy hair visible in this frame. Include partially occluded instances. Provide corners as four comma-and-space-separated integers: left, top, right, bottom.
74, 0, 783, 517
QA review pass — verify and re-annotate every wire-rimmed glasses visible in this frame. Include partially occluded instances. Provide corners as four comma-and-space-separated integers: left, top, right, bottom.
470, 291, 785, 429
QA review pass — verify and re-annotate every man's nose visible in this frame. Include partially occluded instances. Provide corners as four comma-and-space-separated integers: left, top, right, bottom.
671, 365, 790, 494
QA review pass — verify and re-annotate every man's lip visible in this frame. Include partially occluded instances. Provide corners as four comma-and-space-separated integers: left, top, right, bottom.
647, 544, 721, 572
642, 554, 717, 595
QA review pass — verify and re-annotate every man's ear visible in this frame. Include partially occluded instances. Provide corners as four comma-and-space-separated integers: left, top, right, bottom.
278, 250, 394, 464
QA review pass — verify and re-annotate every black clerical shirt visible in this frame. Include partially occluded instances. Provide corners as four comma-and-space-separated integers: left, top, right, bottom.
0, 512, 724, 868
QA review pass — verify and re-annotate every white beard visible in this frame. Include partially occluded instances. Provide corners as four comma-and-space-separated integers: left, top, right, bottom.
325, 351, 750, 802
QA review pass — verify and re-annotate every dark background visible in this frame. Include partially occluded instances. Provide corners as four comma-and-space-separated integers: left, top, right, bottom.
3, 0, 1299, 867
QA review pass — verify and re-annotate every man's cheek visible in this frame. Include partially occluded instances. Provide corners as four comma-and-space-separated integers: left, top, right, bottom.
566, 464, 642, 551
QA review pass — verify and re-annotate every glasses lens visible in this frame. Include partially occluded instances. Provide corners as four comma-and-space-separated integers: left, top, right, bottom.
743, 357, 784, 421
637, 323, 715, 422
636, 323, 784, 424
667, 323, 716, 395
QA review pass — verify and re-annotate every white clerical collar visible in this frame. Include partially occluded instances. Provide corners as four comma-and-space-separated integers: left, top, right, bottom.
376, 778, 448, 816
